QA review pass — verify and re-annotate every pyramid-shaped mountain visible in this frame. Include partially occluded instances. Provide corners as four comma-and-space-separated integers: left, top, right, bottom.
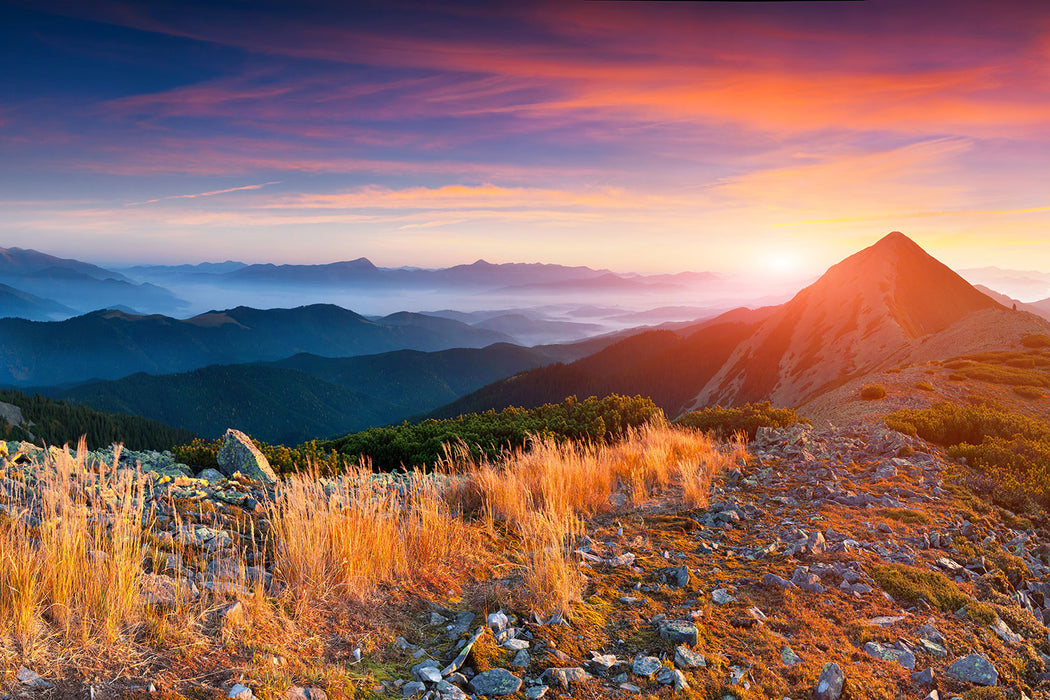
687, 231, 1004, 408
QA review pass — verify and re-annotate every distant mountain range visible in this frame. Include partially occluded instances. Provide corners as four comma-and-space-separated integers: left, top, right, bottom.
431, 232, 1050, 421
124, 257, 720, 299
975, 285, 1050, 322
0, 244, 724, 338
0, 246, 187, 317
0, 304, 513, 386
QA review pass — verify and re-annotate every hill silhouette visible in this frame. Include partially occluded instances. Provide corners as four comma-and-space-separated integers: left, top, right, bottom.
41, 341, 608, 443
0, 304, 512, 386
429, 307, 772, 418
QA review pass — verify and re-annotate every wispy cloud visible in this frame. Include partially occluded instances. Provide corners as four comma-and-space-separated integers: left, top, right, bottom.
126, 181, 281, 206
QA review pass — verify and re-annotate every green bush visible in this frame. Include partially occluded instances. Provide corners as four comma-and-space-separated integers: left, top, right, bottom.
1022, 333, 1050, 349
860, 383, 887, 400
1013, 386, 1044, 400
868, 563, 970, 612
885, 401, 1050, 446
941, 360, 1050, 388
673, 401, 808, 441
321, 395, 664, 471
174, 437, 349, 475
886, 401, 1050, 509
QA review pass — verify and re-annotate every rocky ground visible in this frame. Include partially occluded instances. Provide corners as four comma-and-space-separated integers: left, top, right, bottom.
5, 422, 1050, 699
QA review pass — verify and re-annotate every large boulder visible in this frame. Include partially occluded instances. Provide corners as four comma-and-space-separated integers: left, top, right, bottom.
946, 654, 998, 686
217, 429, 277, 483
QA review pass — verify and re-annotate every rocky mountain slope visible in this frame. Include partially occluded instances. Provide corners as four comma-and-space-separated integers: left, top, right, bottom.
5, 417, 1050, 699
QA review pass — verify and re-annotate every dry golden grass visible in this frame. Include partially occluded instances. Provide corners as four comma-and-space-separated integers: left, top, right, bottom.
1, 425, 737, 689
0, 439, 147, 654
267, 465, 470, 607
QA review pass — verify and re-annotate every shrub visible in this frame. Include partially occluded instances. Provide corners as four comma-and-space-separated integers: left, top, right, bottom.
964, 601, 997, 626
915, 381, 935, 392
673, 401, 808, 441
1022, 333, 1050, 349
860, 384, 887, 400
943, 361, 1050, 388
878, 508, 930, 524
868, 563, 970, 612
1013, 386, 1044, 400
174, 437, 349, 474
322, 395, 664, 471
885, 401, 1050, 447
886, 401, 1050, 509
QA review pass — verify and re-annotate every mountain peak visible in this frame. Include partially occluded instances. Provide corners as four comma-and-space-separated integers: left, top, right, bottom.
690, 231, 1004, 407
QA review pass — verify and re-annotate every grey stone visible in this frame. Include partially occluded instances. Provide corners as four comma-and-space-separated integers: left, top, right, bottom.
588, 654, 619, 673
402, 681, 426, 697
441, 627, 485, 676
538, 667, 591, 689
659, 620, 698, 645
284, 689, 327, 700
414, 665, 442, 683
631, 654, 662, 678
16, 667, 52, 690
990, 617, 1022, 644
791, 568, 824, 593
814, 662, 844, 700
229, 685, 254, 700
866, 615, 906, 627
139, 573, 198, 607
674, 645, 706, 669
468, 668, 522, 696
763, 573, 795, 589
216, 429, 277, 483
487, 611, 509, 631
910, 668, 935, 686
781, 646, 803, 667
864, 641, 915, 669
525, 687, 548, 699
919, 639, 947, 657
711, 588, 735, 604
197, 468, 227, 484
511, 649, 530, 667
946, 654, 997, 686
656, 666, 687, 689
435, 680, 469, 700
661, 565, 690, 587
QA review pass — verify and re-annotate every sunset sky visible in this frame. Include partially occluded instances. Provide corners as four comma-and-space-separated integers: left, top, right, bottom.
2, 0, 1049, 278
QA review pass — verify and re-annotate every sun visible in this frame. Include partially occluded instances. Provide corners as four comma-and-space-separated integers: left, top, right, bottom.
761, 251, 801, 275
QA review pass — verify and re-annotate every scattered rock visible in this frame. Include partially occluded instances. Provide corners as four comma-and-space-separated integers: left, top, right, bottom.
631, 654, 663, 678
658, 620, 698, 645
285, 689, 327, 700
17, 667, 52, 690
946, 654, 998, 686
539, 667, 591, 689
468, 669, 522, 696
216, 428, 277, 483
814, 662, 844, 700
863, 641, 915, 670
674, 645, 706, 669
711, 588, 735, 604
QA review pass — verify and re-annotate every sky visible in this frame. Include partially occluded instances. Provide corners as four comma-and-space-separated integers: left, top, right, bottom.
2, 0, 1050, 280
